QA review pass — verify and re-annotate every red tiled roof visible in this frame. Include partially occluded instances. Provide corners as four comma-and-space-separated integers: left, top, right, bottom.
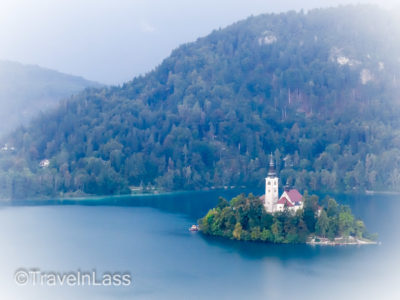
277, 197, 294, 207
287, 189, 302, 203
277, 197, 287, 204
285, 201, 294, 207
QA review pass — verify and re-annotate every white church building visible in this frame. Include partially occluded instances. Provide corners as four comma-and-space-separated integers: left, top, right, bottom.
260, 154, 303, 213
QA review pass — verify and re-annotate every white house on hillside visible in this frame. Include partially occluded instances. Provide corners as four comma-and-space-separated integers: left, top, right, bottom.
260, 154, 304, 213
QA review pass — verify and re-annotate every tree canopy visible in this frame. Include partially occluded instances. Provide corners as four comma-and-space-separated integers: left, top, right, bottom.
1, 5, 400, 199
199, 193, 374, 243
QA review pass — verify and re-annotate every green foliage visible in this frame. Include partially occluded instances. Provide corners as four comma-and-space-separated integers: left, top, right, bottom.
327, 198, 339, 217
316, 209, 329, 237
2, 6, 400, 199
199, 193, 374, 243
327, 217, 339, 241
338, 206, 355, 237
355, 220, 366, 239
216, 197, 229, 210
271, 220, 284, 243
303, 192, 318, 232
260, 229, 273, 242
233, 222, 243, 240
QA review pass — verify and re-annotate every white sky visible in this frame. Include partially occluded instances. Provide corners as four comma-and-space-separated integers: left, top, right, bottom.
0, 0, 398, 84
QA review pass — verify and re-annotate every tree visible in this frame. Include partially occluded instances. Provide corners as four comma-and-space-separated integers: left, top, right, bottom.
355, 220, 366, 239
200, 209, 216, 234
316, 210, 329, 237
271, 220, 284, 243
338, 208, 355, 237
233, 222, 243, 240
297, 218, 309, 243
216, 197, 229, 210
250, 226, 261, 241
303, 197, 317, 233
327, 198, 339, 217
260, 229, 273, 242
327, 217, 338, 241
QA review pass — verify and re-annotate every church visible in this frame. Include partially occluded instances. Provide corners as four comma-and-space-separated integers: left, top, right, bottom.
260, 154, 304, 213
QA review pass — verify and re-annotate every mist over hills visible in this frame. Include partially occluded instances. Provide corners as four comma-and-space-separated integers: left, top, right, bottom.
0, 60, 102, 136
2, 5, 400, 200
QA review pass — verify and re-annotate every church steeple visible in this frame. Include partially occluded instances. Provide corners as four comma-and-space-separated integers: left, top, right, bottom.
264, 153, 279, 213
267, 153, 277, 177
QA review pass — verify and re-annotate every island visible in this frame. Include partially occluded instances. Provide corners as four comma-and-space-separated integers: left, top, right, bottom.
199, 156, 377, 245
199, 193, 376, 245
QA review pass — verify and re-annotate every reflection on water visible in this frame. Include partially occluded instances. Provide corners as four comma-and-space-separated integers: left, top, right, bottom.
0, 190, 399, 299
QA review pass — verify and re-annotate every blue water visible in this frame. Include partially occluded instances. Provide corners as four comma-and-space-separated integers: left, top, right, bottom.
0, 190, 398, 299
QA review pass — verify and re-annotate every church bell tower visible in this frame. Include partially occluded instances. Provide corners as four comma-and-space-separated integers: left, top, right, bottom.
264, 153, 279, 213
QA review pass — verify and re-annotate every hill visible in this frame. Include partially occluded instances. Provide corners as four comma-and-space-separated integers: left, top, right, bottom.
0, 60, 102, 136
2, 5, 400, 200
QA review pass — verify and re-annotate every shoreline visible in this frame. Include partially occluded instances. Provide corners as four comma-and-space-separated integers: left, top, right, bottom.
198, 231, 379, 246
364, 190, 400, 196
2, 185, 400, 203
2, 186, 399, 205
307, 236, 378, 246
1, 187, 251, 204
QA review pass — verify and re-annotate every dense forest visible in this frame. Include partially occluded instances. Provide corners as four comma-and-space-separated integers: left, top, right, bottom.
199, 193, 375, 243
1, 5, 400, 199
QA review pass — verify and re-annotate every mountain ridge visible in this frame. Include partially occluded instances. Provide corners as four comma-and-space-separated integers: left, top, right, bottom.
2, 5, 400, 200
0, 60, 103, 136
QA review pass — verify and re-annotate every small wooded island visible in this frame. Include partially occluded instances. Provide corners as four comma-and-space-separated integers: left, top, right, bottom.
199, 156, 377, 245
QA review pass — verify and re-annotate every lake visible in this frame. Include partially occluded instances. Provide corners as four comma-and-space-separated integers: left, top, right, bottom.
0, 189, 398, 299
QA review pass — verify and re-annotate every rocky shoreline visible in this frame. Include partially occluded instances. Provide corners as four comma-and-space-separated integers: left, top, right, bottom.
307, 236, 378, 246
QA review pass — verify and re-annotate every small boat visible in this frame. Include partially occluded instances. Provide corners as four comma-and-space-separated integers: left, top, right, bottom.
189, 225, 199, 231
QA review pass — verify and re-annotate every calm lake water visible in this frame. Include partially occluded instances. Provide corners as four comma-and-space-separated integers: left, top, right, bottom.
0, 189, 399, 299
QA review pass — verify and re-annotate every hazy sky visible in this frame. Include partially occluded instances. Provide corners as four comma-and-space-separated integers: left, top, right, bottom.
0, 0, 398, 84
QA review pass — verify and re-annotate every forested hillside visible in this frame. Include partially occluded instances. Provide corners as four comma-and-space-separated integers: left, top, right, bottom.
2, 5, 400, 199
0, 60, 101, 136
